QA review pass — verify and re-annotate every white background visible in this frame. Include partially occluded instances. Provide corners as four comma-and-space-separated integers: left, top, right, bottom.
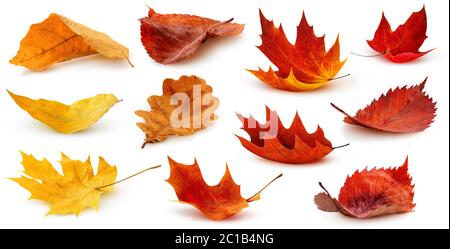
0, 0, 448, 229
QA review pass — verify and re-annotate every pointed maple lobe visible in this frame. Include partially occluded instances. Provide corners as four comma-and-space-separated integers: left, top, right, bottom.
11, 152, 117, 216
140, 7, 244, 64
315, 157, 415, 218
367, 6, 433, 63
166, 157, 280, 220
248, 10, 347, 91
332, 77, 436, 133
236, 107, 335, 164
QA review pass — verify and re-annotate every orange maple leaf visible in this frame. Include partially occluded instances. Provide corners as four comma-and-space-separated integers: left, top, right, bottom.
315, 157, 415, 218
166, 157, 282, 220
247, 10, 347, 91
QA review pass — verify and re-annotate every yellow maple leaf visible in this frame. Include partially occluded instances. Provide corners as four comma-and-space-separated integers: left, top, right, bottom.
10, 13, 132, 71
11, 152, 117, 215
8, 91, 119, 134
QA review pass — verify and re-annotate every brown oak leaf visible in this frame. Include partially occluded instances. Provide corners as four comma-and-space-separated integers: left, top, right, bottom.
135, 75, 219, 147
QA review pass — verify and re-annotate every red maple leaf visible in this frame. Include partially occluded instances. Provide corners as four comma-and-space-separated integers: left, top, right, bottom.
367, 6, 433, 63
236, 107, 348, 164
166, 157, 282, 220
315, 157, 415, 218
331, 77, 436, 133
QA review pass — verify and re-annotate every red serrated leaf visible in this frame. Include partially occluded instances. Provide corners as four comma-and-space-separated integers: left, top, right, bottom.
140, 7, 244, 64
166, 157, 281, 220
367, 6, 433, 63
315, 157, 415, 218
331, 77, 436, 133
236, 107, 346, 164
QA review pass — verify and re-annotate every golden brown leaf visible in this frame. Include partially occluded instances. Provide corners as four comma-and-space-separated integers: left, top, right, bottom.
11, 152, 117, 215
10, 13, 131, 71
135, 75, 219, 147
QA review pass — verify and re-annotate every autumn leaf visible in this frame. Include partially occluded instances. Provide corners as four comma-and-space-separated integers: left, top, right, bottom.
367, 6, 433, 63
166, 157, 282, 220
315, 157, 415, 218
10, 13, 132, 71
247, 10, 347, 92
11, 152, 117, 215
236, 107, 348, 164
140, 7, 244, 64
8, 91, 119, 134
331, 77, 436, 133
136, 75, 219, 147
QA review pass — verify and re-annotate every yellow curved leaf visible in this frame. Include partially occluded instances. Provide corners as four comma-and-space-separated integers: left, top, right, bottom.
11, 152, 117, 215
8, 91, 119, 134
10, 13, 132, 71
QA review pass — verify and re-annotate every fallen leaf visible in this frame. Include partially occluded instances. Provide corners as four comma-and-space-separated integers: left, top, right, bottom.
367, 6, 433, 63
331, 77, 436, 133
10, 13, 132, 71
8, 91, 119, 134
140, 7, 244, 64
11, 152, 117, 215
236, 107, 347, 164
247, 10, 347, 91
136, 75, 219, 147
315, 157, 415, 218
166, 157, 282, 220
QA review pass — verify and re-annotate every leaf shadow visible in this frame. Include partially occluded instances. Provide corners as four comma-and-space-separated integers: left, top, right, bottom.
18, 54, 131, 76
244, 74, 355, 95
16, 118, 119, 137
239, 151, 335, 168
339, 123, 419, 140
174, 205, 255, 222
324, 210, 416, 226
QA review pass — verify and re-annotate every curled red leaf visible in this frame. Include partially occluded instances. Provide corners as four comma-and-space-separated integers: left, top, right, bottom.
140, 7, 244, 64
315, 157, 415, 218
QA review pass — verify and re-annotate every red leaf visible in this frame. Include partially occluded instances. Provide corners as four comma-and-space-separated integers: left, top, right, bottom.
140, 7, 244, 64
331, 77, 436, 133
367, 6, 433, 63
247, 10, 347, 91
315, 157, 415, 218
236, 107, 345, 164
166, 157, 281, 220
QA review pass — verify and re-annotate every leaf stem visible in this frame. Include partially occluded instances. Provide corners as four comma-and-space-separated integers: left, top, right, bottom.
318, 182, 331, 196
95, 165, 161, 190
332, 143, 350, 150
329, 73, 351, 81
247, 173, 283, 202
